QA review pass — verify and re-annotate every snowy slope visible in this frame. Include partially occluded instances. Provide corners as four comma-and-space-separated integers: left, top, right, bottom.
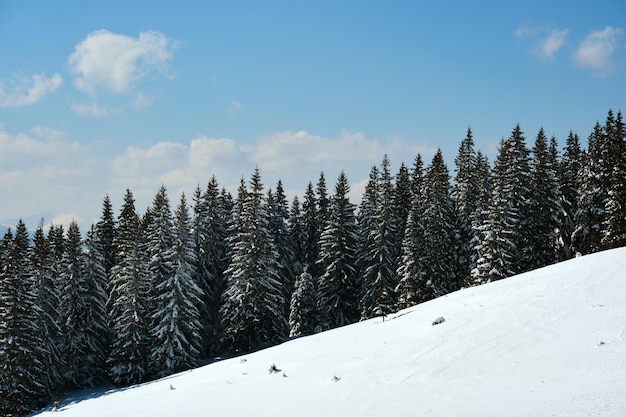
33, 248, 626, 417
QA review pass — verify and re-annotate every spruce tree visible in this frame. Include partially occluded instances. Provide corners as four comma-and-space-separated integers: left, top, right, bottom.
558, 131, 582, 258
473, 125, 532, 281
359, 155, 400, 319
219, 168, 287, 353
0, 222, 49, 415
289, 270, 318, 337
573, 123, 604, 254
79, 224, 110, 386
107, 189, 149, 385
419, 150, 460, 296
396, 154, 428, 307
96, 194, 116, 275
150, 193, 204, 377
601, 110, 626, 249
301, 182, 321, 277
526, 128, 561, 270
288, 196, 306, 275
30, 221, 63, 397
316, 171, 359, 330
452, 128, 480, 285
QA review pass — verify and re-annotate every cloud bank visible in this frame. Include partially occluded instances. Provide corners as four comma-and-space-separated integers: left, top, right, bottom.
573, 26, 623, 73
0, 73, 63, 108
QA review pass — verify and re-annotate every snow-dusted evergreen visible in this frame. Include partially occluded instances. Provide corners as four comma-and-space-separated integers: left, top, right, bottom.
107, 189, 149, 385
473, 125, 532, 282
288, 270, 318, 337
219, 168, 287, 353
396, 154, 427, 308
418, 149, 460, 296
359, 155, 400, 319
601, 110, 626, 249
0, 222, 48, 415
316, 171, 359, 330
452, 128, 480, 285
150, 193, 204, 377
557, 131, 582, 258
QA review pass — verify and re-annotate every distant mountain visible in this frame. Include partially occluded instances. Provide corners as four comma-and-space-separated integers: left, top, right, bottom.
31, 247, 626, 417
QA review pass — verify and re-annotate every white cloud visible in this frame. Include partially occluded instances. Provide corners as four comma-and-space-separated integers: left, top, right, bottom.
0, 125, 105, 227
573, 26, 623, 72
69, 29, 177, 96
133, 92, 155, 109
227, 100, 241, 117
515, 25, 568, 59
537, 29, 568, 59
70, 101, 108, 117
110, 131, 435, 208
0, 73, 62, 108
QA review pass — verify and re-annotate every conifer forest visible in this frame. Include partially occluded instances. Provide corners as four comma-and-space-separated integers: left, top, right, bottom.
1, 109, 625, 416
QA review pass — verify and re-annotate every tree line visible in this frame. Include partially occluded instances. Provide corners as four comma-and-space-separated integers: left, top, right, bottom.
1, 109, 624, 416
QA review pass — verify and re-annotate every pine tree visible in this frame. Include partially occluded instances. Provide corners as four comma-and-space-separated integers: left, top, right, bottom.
601, 109, 626, 249
288, 196, 306, 275
396, 154, 428, 307
107, 189, 149, 385
150, 193, 204, 377
192, 176, 228, 357
96, 194, 116, 275
557, 131, 582, 258
30, 221, 63, 397
474, 125, 532, 282
316, 171, 359, 330
573, 123, 604, 254
419, 150, 460, 296
526, 128, 561, 270
359, 155, 400, 319
79, 224, 110, 385
268, 180, 297, 304
301, 182, 321, 278
0, 222, 49, 415
452, 128, 480, 285
219, 168, 287, 353
288, 271, 318, 337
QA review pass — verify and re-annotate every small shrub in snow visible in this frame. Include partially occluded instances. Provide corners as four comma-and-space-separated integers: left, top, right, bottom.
432, 317, 445, 325
268, 363, 281, 374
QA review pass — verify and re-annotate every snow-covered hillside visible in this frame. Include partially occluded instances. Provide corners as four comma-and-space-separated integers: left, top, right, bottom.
32, 248, 626, 417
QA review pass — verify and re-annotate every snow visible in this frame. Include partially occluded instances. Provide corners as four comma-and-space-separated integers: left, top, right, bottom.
32, 247, 626, 417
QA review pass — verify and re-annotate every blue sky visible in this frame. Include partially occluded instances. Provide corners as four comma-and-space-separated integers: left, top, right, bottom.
1, 0, 625, 229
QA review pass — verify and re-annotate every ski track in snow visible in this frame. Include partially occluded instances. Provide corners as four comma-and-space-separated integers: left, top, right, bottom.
31, 247, 626, 417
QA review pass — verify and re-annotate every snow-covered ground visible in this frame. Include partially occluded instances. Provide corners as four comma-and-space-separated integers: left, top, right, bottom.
32, 248, 626, 417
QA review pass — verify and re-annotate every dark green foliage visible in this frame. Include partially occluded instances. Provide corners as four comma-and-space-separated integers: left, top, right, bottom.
289, 271, 318, 337
219, 168, 287, 353
317, 171, 359, 330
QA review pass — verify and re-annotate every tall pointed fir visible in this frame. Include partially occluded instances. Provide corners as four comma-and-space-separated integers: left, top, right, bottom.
557, 131, 582, 258
396, 154, 428, 308
356, 165, 379, 299
289, 270, 318, 337
268, 181, 297, 303
359, 155, 400, 319
473, 125, 532, 282
0, 221, 48, 416
150, 193, 204, 377
107, 189, 149, 385
288, 196, 306, 274
301, 181, 321, 278
316, 171, 359, 330
96, 194, 116, 275
393, 162, 412, 265
78, 224, 110, 385
219, 168, 287, 353
601, 110, 626, 249
418, 150, 460, 297
143, 185, 177, 376
573, 122, 604, 254
193, 176, 228, 357
452, 128, 480, 286
30, 221, 63, 397
526, 128, 561, 270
